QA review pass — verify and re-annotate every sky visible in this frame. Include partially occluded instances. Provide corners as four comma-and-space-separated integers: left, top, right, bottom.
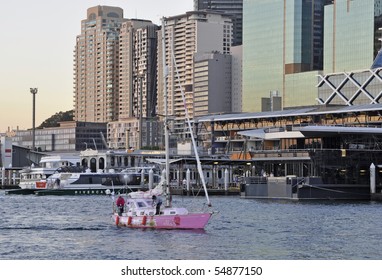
0, 0, 193, 133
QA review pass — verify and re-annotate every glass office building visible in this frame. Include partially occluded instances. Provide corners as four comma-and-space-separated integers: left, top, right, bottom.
324, 0, 382, 73
243, 0, 324, 112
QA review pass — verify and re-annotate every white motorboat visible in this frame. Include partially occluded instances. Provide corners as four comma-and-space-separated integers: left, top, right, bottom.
32, 167, 162, 196
18, 155, 80, 191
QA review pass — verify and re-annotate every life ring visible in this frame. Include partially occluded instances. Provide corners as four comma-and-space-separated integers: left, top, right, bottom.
127, 216, 132, 225
115, 215, 120, 226
142, 215, 147, 225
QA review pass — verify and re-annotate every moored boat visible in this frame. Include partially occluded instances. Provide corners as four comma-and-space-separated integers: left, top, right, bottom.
33, 167, 161, 196
17, 155, 80, 193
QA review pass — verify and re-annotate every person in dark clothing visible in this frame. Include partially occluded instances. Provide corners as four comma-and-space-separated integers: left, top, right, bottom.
116, 195, 125, 216
152, 195, 162, 215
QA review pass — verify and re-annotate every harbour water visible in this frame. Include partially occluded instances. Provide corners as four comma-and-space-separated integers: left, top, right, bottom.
1, 190, 382, 260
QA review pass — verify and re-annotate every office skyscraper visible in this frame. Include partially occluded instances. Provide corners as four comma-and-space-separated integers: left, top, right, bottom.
317, 0, 382, 106
242, 0, 325, 112
323, 0, 382, 73
194, 0, 243, 46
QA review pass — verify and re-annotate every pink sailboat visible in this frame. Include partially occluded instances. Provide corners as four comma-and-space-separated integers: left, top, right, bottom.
111, 20, 212, 229
111, 194, 212, 229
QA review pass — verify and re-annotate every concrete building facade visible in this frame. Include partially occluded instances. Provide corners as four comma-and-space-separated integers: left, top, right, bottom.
108, 19, 159, 150
193, 52, 232, 117
194, 0, 243, 46
157, 11, 233, 136
74, 6, 126, 123
11, 121, 107, 152
231, 45, 242, 112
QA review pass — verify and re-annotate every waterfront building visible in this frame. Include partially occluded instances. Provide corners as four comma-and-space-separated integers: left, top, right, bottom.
194, 0, 243, 46
157, 11, 233, 136
242, 0, 325, 112
195, 103, 382, 188
107, 118, 161, 150
11, 121, 107, 152
0, 135, 12, 168
74, 6, 126, 123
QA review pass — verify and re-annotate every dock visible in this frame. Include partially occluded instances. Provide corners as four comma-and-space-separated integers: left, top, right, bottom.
371, 193, 382, 201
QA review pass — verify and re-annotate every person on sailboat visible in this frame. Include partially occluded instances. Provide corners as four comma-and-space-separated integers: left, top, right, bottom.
116, 195, 125, 216
152, 195, 162, 215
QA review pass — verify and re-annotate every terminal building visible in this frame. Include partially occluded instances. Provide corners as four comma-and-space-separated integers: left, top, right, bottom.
194, 103, 382, 193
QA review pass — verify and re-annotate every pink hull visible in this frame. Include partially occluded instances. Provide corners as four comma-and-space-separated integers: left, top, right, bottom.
112, 213, 211, 229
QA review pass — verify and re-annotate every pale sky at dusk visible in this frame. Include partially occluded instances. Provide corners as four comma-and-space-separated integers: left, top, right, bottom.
0, 0, 193, 132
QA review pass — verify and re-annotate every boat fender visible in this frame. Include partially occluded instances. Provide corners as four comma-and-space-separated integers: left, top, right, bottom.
127, 216, 132, 226
174, 216, 181, 225
115, 215, 120, 226
142, 215, 147, 225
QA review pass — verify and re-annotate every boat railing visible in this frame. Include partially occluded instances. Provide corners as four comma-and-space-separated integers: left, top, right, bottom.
241, 176, 268, 185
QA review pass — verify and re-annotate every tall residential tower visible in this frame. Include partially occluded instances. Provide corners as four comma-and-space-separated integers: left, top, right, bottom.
74, 6, 160, 149
194, 0, 243, 46
74, 6, 126, 123
158, 11, 233, 136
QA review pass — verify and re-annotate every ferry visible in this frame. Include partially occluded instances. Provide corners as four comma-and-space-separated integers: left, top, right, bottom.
34, 167, 161, 196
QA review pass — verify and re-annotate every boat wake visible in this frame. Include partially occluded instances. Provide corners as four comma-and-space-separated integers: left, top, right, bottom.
0, 225, 105, 231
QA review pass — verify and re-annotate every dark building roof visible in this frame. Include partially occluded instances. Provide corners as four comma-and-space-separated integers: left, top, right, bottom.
196, 104, 382, 123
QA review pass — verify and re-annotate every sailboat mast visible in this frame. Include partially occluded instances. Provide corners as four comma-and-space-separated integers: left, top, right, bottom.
169, 36, 211, 207
162, 18, 171, 208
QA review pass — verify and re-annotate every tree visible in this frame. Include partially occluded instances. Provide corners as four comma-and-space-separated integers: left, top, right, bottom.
37, 110, 74, 129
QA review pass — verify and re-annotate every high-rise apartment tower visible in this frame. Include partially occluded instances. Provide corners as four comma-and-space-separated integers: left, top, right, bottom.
157, 11, 233, 135
74, 6, 126, 123
194, 0, 243, 46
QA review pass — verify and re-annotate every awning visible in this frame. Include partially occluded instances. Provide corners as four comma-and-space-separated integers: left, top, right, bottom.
146, 158, 183, 165
300, 126, 382, 137
238, 129, 304, 139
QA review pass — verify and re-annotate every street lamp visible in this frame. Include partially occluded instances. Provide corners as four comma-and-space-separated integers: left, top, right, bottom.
30, 88, 38, 151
